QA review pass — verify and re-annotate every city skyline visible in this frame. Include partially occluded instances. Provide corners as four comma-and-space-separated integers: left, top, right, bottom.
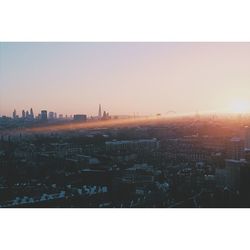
7, 104, 112, 120
1, 42, 250, 116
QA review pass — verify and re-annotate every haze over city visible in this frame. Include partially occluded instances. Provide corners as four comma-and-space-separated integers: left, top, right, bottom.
1, 42, 250, 117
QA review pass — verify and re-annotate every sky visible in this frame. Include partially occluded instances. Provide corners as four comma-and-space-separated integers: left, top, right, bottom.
1, 42, 250, 117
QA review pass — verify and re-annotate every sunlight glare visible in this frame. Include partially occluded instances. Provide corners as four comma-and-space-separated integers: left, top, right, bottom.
230, 100, 250, 114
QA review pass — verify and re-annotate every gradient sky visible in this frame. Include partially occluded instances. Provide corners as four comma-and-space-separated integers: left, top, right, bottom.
1, 42, 250, 117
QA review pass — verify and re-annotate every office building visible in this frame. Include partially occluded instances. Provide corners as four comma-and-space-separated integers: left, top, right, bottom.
245, 126, 250, 149
41, 110, 48, 121
105, 138, 160, 153
226, 137, 244, 160
49, 112, 55, 120
73, 114, 87, 122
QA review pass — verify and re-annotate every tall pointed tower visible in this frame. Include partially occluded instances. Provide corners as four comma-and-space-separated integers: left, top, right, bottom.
30, 108, 34, 119
98, 104, 102, 119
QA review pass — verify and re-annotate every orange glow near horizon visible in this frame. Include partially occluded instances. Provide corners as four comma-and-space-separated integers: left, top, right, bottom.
2, 116, 178, 135
26, 117, 166, 133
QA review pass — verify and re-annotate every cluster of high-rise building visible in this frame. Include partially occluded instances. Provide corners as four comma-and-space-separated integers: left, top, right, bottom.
98, 104, 111, 120
12, 108, 34, 120
10, 108, 59, 122
9, 108, 78, 122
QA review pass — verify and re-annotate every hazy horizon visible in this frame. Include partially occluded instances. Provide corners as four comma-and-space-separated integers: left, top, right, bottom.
1, 42, 250, 117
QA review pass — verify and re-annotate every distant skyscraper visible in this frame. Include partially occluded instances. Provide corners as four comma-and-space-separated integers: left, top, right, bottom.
48, 112, 54, 119
22, 110, 25, 119
12, 109, 17, 119
30, 108, 34, 119
41, 110, 48, 121
26, 110, 29, 118
102, 110, 110, 120
98, 104, 102, 119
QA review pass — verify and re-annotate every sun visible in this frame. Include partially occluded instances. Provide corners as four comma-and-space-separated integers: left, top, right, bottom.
230, 100, 250, 114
